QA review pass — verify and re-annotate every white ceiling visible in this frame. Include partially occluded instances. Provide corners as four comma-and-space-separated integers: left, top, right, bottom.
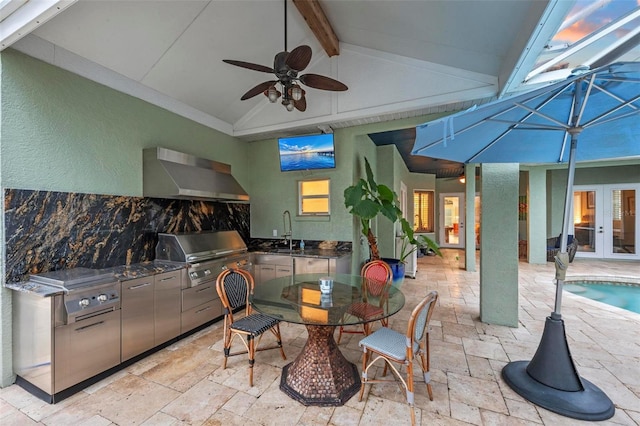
2, 0, 571, 141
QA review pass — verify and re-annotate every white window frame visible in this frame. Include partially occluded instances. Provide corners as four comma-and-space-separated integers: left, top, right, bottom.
298, 178, 331, 216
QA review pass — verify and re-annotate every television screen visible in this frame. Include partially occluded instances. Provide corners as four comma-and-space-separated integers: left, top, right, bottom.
278, 133, 336, 172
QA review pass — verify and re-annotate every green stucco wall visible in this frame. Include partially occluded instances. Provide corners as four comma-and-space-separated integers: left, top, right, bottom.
1, 49, 248, 195
246, 128, 354, 244
0, 49, 249, 387
480, 163, 519, 327
0, 53, 10, 388
247, 116, 442, 269
527, 167, 548, 264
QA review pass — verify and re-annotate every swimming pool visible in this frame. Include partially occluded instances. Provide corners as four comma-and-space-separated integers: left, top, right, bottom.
564, 280, 640, 314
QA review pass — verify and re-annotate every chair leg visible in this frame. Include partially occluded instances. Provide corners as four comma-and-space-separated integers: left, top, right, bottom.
406, 361, 416, 426
363, 322, 371, 336
222, 327, 232, 369
275, 324, 286, 360
248, 335, 255, 387
359, 348, 369, 401
423, 339, 433, 401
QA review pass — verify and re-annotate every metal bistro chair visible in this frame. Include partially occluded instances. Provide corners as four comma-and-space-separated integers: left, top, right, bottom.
337, 260, 393, 344
215, 269, 286, 387
358, 291, 439, 426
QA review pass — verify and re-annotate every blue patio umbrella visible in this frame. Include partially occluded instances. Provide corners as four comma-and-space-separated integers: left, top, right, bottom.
412, 62, 640, 421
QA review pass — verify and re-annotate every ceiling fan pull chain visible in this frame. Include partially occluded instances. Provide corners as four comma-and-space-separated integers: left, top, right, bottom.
284, 0, 287, 52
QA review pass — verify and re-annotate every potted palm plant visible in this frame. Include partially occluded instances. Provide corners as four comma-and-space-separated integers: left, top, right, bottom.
344, 157, 441, 278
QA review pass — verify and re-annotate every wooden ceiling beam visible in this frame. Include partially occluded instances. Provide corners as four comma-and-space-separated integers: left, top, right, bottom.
292, 0, 340, 57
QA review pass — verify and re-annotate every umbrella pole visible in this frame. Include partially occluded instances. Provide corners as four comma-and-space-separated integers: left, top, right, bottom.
502, 133, 614, 421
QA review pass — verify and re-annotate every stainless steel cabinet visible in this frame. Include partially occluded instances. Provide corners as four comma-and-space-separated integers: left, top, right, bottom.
54, 309, 121, 392
121, 276, 155, 361
293, 254, 352, 275
253, 253, 352, 284
154, 270, 182, 346
253, 255, 293, 285
294, 257, 329, 274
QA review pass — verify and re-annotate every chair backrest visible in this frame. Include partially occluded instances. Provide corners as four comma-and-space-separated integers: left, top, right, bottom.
216, 269, 255, 316
406, 291, 438, 356
361, 260, 393, 297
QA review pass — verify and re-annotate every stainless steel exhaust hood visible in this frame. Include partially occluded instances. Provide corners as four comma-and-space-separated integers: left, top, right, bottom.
143, 147, 249, 202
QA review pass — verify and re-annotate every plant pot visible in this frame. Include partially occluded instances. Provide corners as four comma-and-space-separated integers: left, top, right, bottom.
381, 258, 406, 282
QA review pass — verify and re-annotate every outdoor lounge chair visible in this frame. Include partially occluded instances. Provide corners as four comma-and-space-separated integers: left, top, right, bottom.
216, 269, 286, 386
358, 290, 439, 426
546, 234, 578, 262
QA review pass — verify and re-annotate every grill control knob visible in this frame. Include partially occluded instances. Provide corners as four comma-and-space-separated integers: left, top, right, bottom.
97, 294, 108, 303
79, 298, 90, 308
204, 269, 211, 276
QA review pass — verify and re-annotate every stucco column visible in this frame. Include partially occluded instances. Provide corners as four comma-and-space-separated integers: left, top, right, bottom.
480, 163, 519, 327
464, 163, 476, 271
527, 167, 548, 264
0, 201, 14, 386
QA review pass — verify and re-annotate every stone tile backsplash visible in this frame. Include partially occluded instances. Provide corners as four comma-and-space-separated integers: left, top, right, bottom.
4, 189, 249, 283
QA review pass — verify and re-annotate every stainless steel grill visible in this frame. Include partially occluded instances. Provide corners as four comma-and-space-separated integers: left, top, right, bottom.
155, 230, 251, 287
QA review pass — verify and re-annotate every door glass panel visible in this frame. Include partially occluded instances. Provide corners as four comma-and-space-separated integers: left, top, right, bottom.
574, 190, 596, 253
444, 196, 460, 245
613, 189, 636, 254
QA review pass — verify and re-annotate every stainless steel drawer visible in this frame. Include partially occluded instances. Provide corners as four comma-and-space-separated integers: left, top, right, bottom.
181, 300, 222, 334
182, 282, 216, 312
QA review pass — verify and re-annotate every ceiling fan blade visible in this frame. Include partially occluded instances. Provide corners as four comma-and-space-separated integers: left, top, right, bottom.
222, 59, 274, 74
294, 96, 307, 112
241, 81, 278, 100
286, 45, 312, 71
299, 74, 348, 91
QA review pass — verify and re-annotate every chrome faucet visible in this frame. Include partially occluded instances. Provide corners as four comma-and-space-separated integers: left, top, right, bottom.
283, 210, 293, 251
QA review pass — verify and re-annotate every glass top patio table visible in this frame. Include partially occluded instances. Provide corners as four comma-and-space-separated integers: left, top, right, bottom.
251, 273, 405, 407
250, 273, 405, 327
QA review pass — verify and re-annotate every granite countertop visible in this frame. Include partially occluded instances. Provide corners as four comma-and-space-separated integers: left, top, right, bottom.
4, 280, 62, 297
4, 260, 185, 296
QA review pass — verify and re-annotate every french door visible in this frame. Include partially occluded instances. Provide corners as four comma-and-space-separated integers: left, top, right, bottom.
573, 184, 639, 260
439, 193, 465, 248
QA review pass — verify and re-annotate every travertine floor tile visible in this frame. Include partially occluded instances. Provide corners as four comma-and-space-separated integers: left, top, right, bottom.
2, 252, 638, 425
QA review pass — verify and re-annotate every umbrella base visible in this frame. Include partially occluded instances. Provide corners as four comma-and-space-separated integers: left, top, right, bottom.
502, 360, 615, 420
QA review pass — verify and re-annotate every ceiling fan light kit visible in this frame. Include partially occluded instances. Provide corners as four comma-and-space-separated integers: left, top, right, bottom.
222, 0, 347, 112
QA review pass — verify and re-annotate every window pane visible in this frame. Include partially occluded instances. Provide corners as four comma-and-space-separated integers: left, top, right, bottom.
302, 198, 329, 213
301, 180, 329, 195
413, 190, 434, 232
299, 179, 330, 215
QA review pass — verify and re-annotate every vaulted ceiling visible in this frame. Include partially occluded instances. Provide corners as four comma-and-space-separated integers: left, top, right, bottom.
1, 0, 573, 172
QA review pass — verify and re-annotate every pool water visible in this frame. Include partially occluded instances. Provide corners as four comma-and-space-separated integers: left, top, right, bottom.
564, 281, 640, 314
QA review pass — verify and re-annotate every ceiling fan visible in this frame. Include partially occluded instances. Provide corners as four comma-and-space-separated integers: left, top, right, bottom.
222, 0, 348, 112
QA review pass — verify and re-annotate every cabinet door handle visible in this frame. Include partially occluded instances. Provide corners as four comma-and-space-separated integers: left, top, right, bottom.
75, 320, 105, 332
128, 282, 152, 290
159, 276, 176, 282
195, 306, 212, 314
195, 286, 212, 293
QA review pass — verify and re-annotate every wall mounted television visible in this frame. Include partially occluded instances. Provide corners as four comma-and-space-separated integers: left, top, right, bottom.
278, 133, 336, 172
